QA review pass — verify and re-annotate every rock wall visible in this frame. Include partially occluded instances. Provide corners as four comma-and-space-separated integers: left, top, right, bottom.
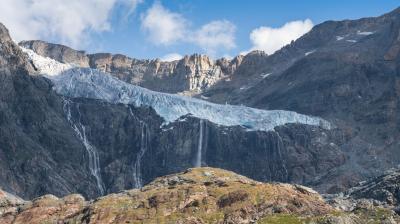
20, 40, 242, 95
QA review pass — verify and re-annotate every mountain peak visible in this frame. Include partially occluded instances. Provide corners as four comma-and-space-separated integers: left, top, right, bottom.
382, 6, 400, 18
0, 23, 11, 43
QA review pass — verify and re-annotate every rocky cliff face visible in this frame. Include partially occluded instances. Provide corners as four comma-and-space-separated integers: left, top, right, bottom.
20, 40, 241, 95
347, 169, 400, 206
204, 7, 400, 192
2, 168, 399, 224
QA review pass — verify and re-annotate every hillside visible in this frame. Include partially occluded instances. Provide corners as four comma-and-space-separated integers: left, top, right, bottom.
2, 167, 399, 224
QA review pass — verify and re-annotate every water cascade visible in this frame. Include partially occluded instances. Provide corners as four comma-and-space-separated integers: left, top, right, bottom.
63, 99, 105, 195
133, 122, 149, 188
195, 120, 205, 167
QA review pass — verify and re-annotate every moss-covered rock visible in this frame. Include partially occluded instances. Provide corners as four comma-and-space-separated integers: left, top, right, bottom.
0, 167, 334, 224
2, 167, 400, 223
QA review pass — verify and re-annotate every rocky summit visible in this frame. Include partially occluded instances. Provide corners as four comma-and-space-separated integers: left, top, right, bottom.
20, 40, 242, 95
1, 167, 399, 224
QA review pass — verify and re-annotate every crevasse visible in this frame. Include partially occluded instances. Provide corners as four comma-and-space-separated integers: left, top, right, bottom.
21, 47, 331, 132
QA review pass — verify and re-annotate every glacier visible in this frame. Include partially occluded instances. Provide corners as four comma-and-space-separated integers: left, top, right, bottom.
21, 47, 331, 132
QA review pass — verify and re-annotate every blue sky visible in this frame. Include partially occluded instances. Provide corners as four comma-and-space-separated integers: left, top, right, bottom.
1, 0, 399, 60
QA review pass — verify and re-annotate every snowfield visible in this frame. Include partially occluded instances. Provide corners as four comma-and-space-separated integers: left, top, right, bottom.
21, 47, 331, 132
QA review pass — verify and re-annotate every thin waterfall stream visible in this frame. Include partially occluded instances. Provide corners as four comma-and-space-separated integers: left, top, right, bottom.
195, 119, 204, 167
63, 99, 105, 195
133, 120, 150, 188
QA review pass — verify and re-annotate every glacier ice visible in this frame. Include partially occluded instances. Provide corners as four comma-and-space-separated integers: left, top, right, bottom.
21, 47, 331, 132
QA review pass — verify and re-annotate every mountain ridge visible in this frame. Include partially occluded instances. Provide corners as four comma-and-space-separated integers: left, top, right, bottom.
19, 39, 245, 96
19, 7, 400, 104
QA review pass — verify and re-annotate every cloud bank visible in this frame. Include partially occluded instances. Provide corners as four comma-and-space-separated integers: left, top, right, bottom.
249, 19, 313, 55
0, 0, 141, 48
141, 2, 236, 56
141, 2, 187, 45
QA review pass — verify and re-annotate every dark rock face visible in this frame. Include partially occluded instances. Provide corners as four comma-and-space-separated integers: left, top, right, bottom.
0, 75, 344, 200
207, 7, 400, 192
0, 24, 89, 198
349, 170, 400, 206
66, 101, 345, 199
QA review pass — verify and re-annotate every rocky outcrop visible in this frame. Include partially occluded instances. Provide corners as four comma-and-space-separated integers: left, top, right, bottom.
19, 40, 89, 67
20, 40, 238, 95
0, 168, 333, 224
324, 169, 400, 224
347, 169, 400, 206
0, 189, 24, 223
2, 168, 399, 224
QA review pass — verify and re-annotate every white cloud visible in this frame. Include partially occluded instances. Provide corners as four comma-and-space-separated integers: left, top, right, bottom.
0, 0, 141, 48
249, 19, 313, 55
141, 2, 187, 45
141, 2, 236, 56
192, 20, 236, 55
222, 54, 233, 60
161, 53, 183, 62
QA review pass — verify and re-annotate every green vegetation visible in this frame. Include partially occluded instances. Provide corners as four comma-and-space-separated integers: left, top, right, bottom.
258, 214, 304, 224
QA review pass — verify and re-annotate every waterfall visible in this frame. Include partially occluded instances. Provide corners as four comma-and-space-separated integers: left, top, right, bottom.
195, 120, 204, 167
62, 99, 105, 195
275, 132, 288, 181
133, 122, 149, 188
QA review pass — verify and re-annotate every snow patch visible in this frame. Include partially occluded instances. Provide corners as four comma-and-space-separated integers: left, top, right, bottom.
346, 40, 357, 43
336, 36, 344, 41
21, 46, 331, 132
305, 50, 315, 56
162, 126, 174, 132
260, 73, 272, 78
21, 48, 73, 76
357, 30, 374, 36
